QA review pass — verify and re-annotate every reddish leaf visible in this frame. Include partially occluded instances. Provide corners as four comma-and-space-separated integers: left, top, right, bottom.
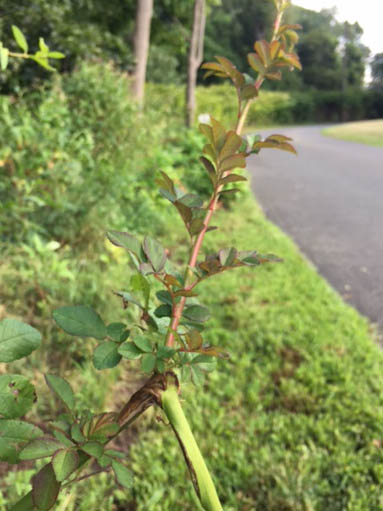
32, 463, 60, 511
220, 173, 247, 185
220, 154, 246, 173
219, 132, 243, 162
254, 40, 271, 66
210, 117, 226, 152
247, 53, 266, 74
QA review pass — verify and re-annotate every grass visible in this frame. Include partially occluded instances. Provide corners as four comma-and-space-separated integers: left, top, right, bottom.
3, 190, 383, 510
322, 119, 383, 147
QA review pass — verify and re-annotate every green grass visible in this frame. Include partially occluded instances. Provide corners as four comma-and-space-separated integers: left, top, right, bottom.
3, 191, 383, 511
323, 119, 383, 147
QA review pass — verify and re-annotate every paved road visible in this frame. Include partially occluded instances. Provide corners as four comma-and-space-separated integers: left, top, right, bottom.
249, 125, 383, 327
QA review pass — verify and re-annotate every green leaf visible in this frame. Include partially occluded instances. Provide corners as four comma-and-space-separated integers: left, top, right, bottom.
118, 342, 142, 360
106, 230, 142, 258
19, 437, 64, 461
143, 236, 167, 272
0, 46, 9, 71
112, 460, 133, 489
52, 449, 79, 482
47, 51, 65, 59
8, 492, 34, 511
70, 423, 85, 443
0, 419, 43, 463
106, 323, 129, 343
12, 25, 28, 53
81, 441, 103, 458
130, 273, 150, 309
0, 319, 41, 362
53, 305, 106, 340
156, 290, 173, 305
31, 55, 55, 71
38, 37, 49, 54
141, 354, 156, 373
218, 247, 237, 267
154, 304, 172, 318
32, 463, 60, 511
157, 346, 176, 359
0, 375, 36, 419
133, 336, 152, 353
183, 305, 211, 323
93, 342, 122, 370
105, 448, 125, 459
45, 374, 75, 411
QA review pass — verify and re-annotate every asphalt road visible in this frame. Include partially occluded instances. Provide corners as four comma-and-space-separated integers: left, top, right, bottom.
249, 125, 383, 327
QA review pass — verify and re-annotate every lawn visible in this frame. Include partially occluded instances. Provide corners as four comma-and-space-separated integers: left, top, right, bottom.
322, 119, 383, 147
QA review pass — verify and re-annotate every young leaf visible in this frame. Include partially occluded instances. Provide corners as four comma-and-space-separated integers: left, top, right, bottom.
183, 305, 211, 323
0, 46, 9, 71
247, 53, 266, 74
52, 449, 79, 482
143, 236, 167, 272
219, 154, 246, 173
93, 342, 122, 370
45, 374, 75, 411
32, 463, 60, 511
220, 174, 247, 185
11, 26, 28, 53
130, 273, 150, 308
112, 460, 133, 489
38, 37, 49, 54
219, 132, 243, 162
0, 375, 36, 419
0, 419, 43, 463
53, 305, 107, 340
118, 342, 142, 360
141, 353, 156, 373
0, 319, 41, 363
19, 438, 64, 461
48, 51, 65, 59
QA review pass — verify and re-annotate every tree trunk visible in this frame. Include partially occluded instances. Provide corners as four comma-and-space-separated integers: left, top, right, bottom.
186, 0, 206, 127
132, 0, 153, 107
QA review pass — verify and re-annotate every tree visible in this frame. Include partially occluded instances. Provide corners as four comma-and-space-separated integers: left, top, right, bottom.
341, 21, 370, 90
370, 52, 383, 89
132, 0, 153, 105
186, 0, 206, 126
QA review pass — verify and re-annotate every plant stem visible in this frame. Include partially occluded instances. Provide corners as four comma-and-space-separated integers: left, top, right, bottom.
165, 102, 251, 348
161, 385, 223, 511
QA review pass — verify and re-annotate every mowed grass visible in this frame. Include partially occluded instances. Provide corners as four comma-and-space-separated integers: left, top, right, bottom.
323, 119, 383, 147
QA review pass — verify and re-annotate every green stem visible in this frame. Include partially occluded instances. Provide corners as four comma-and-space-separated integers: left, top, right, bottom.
161, 385, 223, 511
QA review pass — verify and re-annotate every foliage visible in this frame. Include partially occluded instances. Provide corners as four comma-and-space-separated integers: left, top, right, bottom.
370, 52, 383, 90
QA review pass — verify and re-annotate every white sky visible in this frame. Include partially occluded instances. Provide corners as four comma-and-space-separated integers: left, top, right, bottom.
293, 0, 383, 68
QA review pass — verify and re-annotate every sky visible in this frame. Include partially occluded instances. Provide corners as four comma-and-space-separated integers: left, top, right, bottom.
293, 0, 383, 80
